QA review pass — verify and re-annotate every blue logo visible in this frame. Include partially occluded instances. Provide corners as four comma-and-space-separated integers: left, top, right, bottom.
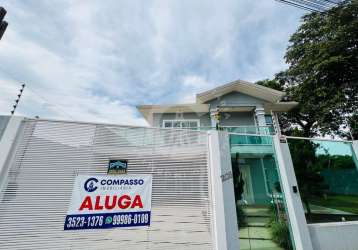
84, 177, 98, 192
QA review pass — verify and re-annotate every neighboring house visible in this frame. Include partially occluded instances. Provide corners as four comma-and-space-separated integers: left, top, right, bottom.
137, 79, 297, 134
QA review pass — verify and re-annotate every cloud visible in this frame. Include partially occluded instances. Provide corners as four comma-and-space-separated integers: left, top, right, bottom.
0, 0, 304, 126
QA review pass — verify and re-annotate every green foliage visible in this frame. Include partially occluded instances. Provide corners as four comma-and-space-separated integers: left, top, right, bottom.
288, 139, 329, 216
258, 1, 358, 138
231, 153, 246, 227
255, 79, 284, 91
316, 154, 356, 170
268, 204, 292, 249
270, 220, 291, 249
232, 153, 245, 201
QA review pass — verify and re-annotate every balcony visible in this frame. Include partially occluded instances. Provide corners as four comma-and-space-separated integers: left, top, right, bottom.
189, 125, 275, 136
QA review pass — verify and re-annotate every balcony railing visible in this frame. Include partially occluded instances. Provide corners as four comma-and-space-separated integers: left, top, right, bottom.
187, 125, 275, 135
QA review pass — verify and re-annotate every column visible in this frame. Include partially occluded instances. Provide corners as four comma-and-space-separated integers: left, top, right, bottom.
210, 108, 220, 128
0, 116, 24, 197
353, 141, 358, 168
208, 131, 239, 250
255, 106, 266, 127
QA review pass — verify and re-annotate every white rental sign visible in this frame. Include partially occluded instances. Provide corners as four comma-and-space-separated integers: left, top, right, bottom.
64, 175, 152, 230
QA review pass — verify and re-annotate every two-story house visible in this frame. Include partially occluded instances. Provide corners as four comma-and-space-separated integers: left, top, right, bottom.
138, 79, 297, 133
138, 79, 298, 206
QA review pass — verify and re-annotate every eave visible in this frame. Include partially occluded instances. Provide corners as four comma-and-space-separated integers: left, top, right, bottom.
196, 79, 285, 104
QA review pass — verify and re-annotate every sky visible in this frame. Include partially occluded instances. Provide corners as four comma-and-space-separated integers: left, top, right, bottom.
0, 0, 304, 126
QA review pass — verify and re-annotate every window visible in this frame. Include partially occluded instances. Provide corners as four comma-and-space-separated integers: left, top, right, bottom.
162, 120, 200, 129
264, 115, 273, 126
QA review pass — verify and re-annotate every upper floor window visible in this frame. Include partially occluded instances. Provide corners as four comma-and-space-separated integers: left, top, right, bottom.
163, 120, 200, 129
265, 115, 273, 126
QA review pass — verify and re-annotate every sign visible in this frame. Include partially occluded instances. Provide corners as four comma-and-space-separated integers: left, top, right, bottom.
64, 175, 152, 230
108, 159, 128, 174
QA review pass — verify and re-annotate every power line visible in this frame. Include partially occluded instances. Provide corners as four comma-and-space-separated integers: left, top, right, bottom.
276, 0, 344, 12
0, 67, 75, 120
25, 85, 75, 120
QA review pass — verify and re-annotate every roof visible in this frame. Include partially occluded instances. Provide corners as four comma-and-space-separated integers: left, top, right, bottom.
196, 79, 285, 104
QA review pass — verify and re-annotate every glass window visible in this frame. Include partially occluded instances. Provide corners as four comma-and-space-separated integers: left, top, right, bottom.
181, 121, 189, 128
189, 121, 198, 128
164, 121, 172, 128
265, 115, 273, 125
173, 121, 181, 128
163, 120, 199, 128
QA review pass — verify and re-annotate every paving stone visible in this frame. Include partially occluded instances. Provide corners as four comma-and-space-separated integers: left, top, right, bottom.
246, 216, 270, 226
239, 227, 249, 238
239, 239, 282, 250
243, 206, 271, 217
247, 226, 272, 240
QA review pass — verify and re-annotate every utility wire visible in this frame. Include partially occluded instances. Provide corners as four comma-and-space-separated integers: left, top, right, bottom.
276, 0, 343, 12
0, 67, 75, 120
25, 86, 75, 120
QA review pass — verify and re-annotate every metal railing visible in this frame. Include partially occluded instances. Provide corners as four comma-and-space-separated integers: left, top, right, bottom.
185, 125, 275, 135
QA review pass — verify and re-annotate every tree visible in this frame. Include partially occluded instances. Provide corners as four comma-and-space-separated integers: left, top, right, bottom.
259, 1, 358, 138
231, 153, 246, 226
288, 139, 329, 218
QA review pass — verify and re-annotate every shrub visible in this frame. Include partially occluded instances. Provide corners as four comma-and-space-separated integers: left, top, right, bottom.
270, 220, 291, 249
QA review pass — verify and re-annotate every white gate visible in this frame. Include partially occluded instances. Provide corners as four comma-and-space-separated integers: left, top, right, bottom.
0, 119, 214, 250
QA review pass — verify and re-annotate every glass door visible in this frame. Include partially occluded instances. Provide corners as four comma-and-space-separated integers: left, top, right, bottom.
230, 134, 295, 250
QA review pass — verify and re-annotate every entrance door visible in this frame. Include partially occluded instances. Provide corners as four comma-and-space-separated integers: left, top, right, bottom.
240, 165, 254, 204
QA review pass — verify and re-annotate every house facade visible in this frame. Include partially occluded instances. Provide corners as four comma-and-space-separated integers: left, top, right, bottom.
136, 80, 358, 250
137, 79, 297, 134
138, 80, 299, 208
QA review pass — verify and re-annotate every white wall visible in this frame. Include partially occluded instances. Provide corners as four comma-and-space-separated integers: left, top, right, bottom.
309, 222, 358, 250
208, 131, 239, 250
0, 116, 24, 192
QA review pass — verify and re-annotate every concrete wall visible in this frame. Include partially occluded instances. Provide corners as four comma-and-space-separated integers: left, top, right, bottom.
205, 91, 266, 108
0, 116, 10, 141
309, 222, 358, 250
208, 131, 239, 250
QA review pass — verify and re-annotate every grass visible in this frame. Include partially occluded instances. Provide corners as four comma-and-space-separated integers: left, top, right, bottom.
309, 194, 358, 214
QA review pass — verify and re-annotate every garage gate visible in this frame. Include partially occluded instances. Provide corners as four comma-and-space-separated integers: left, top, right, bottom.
0, 119, 215, 250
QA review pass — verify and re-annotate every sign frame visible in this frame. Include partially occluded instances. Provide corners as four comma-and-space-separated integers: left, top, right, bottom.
64, 174, 152, 231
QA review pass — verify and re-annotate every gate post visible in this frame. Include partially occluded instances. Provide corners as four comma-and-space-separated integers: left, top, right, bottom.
0, 116, 24, 193
352, 141, 358, 167
208, 130, 239, 250
273, 135, 313, 250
